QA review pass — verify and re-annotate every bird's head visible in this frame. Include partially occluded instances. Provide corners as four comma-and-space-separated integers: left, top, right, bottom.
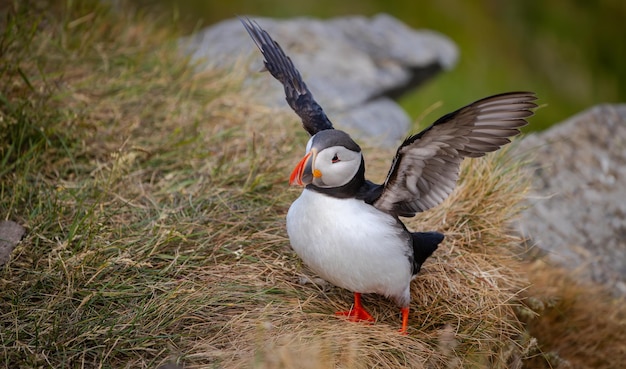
290, 130, 363, 189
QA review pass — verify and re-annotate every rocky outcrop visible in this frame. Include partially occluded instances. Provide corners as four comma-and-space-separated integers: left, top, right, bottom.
180, 14, 458, 147
515, 105, 626, 295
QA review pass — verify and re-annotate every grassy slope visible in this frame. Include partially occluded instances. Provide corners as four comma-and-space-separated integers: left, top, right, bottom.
1, 1, 624, 368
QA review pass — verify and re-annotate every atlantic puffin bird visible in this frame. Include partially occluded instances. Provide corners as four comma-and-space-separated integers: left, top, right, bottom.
240, 18, 536, 334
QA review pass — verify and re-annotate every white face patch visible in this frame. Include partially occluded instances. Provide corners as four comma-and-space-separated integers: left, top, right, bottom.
313, 146, 362, 188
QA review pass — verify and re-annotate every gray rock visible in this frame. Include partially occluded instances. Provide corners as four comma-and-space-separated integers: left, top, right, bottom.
515, 104, 626, 295
0, 220, 25, 266
180, 14, 458, 147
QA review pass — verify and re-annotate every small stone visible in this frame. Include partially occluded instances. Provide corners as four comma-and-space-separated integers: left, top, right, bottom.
0, 220, 26, 266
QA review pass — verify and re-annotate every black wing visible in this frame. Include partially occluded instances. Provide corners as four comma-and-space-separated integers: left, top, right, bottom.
240, 17, 334, 136
372, 91, 537, 217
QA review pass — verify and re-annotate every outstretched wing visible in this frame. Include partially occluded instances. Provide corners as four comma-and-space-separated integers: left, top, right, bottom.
372, 91, 537, 217
240, 17, 334, 136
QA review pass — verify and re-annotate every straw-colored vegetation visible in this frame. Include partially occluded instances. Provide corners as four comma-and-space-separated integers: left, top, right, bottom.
2, 1, 624, 368
519, 261, 626, 369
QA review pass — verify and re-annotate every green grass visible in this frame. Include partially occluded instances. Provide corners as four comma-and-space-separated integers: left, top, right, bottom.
0, 1, 291, 366
2, 1, 624, 368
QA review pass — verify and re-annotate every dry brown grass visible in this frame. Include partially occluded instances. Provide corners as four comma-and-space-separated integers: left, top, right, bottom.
3, 1, 625, 368
519, 260, 626, 369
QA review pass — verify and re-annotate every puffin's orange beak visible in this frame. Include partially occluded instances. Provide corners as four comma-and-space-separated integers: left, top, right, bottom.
290, 150, 320, 186
289, 152, 312, 186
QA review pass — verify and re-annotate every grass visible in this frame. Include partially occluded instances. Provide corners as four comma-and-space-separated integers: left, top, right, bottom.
1, 1, 625, 368
519, 261, 626, 369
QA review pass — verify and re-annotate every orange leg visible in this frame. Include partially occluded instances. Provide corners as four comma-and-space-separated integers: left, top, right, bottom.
398, 307, 409, 335
335, 292, 375, 322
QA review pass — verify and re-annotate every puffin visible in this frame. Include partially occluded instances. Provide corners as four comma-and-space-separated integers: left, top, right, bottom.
240, 18, 536, 334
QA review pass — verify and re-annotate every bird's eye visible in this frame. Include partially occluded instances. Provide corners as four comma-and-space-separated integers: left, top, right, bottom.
331, 154, 340, 163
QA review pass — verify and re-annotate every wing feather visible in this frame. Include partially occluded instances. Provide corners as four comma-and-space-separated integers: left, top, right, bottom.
240, 17, 334, 135
373, 91, 537, 217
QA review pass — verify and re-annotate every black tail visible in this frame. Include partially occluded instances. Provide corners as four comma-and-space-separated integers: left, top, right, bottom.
411, 231, 444, 274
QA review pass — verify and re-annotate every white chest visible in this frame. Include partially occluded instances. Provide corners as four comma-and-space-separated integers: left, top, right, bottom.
286, 189, 412, 301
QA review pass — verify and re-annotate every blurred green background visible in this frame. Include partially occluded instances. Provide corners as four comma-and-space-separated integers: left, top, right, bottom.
144, 0, 625, 130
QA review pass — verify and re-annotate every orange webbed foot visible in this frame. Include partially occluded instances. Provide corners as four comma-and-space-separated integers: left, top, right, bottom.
335, 292, 375, 322
335, 307, 375, 322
